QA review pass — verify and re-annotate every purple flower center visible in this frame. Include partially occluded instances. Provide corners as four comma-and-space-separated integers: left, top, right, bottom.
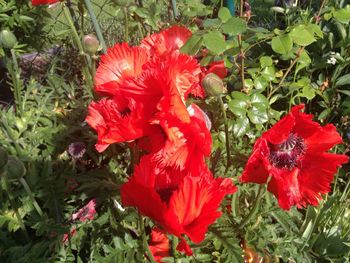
269, 133, 306, 170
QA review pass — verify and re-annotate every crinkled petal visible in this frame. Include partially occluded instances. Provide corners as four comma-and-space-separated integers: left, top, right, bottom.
240, 138, 270, 184
94, 43, 149, 96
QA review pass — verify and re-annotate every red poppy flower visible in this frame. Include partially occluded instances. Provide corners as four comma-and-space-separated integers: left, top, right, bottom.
85, 96, 155, 152
150, 104, 212, 172
72, 199, 96, 222
148, 227, 170, 262
32, 0, 59, 5
121, 155, 237, 255
141, 25, 192, 57
240, 105, 349, 210
94, 43, 149, 96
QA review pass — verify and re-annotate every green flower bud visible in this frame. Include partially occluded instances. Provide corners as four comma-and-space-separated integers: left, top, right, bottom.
0, 147, 8, 170
202, 73, 226, 97
82, 34, 100, 55
6, 156, 26, 180
0, 29, 17, 49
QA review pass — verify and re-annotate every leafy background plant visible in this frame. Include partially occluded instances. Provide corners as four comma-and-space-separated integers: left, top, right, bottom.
0, 0, 349, 262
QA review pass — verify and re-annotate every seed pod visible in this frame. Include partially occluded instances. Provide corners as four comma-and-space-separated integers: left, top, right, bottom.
6, 156, 26, 180
0, 29, 17, 49
82, 34, 100, 55
202, 73, 226, 97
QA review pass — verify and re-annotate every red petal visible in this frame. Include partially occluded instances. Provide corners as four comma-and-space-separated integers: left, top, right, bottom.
169, 175, 236, 243
206, 61, 228, 78
297, 152, 349, 207
32, 0, 58, 5
304, 124, 343, 152
263, 109, 295, 145
121, 176, 167, 225
141, 26, 192, 57
176, 237, 193, 256
267, 168, 302, 210
94, 43, 149, 96
148, 227, 170, 262
240, 138, 270, 184
85, 97, 153, 152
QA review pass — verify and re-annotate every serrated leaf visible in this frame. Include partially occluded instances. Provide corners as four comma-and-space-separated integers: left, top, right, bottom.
233, 117, 250, 137
180, 34, 203, 55
203, 31, 226, 54
251, 93, 269, 108
231, 91, 250, 102
228, 99, 248, 117
218, 7, 231, 23
271, 34, 293, 54
248, 106, 268, 124
289, 24, 316, 46
221, 17, 247, 36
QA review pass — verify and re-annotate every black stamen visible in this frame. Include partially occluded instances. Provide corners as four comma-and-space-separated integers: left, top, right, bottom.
269, 134, 306, 170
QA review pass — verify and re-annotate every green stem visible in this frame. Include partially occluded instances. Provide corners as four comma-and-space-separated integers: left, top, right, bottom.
62, 2, 94, 91
10, 49, 22, 114
84, 0, 107, 53
171, 0, 179, 20
123, 7, 129, 42
139, 215, 156, 263
170, 0, 178, 19
218, 96, 231, 174
19, 178, 44, 218
239, 184, 265, 229
2, 176, 29, 241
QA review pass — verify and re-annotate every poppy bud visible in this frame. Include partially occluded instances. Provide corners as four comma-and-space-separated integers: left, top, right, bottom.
82, 34, 100, 55
0, 29, 17, 49
6, 156, 26, 180
0, 147, 8, 171
202, 73, 226, 97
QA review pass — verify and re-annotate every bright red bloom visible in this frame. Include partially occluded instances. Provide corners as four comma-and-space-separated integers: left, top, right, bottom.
141, 26, 192, 57
94, 43, 149, 97
86, 96, 155, 152
72, 199, 97, 222
150, 104, 212, 172
121, 155, 237, 255
32, 0, 58, 5
241, 105, 349, 210
148, 227, 170, 262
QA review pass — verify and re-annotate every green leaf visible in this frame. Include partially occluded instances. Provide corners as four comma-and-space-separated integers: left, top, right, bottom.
221, 17, 247, 36
180, 34, 203, 55
251, 93, 269, 108
338, 90, 350, 96
233, 117, 250, 137
289, 25, 316, 46
333, 8, 350, 24
228, 99, 248, 117
295, 50, 311, 75
203, 31, 226, 54
254, 76, 268, 90
335, 74, 350, 86
259, 56, 273, 68
261, 66, 276, 81
231, 91, 250, 102
271, 34, 293, 54
248, 106, 268, 124
301, 85, 316, 100
218, 7, 231, 23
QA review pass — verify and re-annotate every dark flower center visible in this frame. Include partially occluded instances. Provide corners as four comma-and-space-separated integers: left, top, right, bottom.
120, 107, 131, 118
157, 187, 176, 203
268, 133, 306, 170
